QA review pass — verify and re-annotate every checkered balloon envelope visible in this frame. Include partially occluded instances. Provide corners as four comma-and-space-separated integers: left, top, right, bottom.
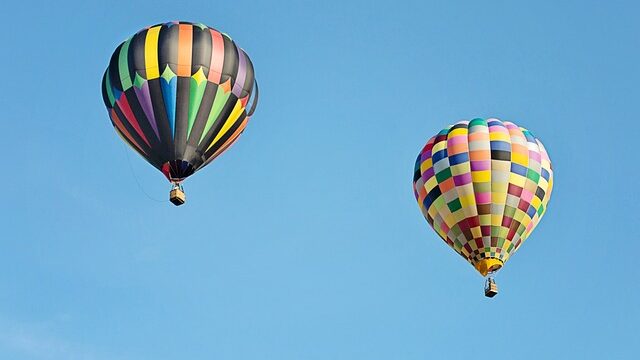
413, 118, 553, 277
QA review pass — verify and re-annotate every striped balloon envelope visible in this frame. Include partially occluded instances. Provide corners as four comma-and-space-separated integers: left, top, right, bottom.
412, 118, 553, 277
101, 21, 258, 192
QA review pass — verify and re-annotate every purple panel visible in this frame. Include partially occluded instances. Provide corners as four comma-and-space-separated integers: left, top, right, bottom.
232, 50, 247, 97
134, 81, 160, 140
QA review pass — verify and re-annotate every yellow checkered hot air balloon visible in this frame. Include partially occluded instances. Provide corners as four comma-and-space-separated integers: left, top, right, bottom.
412, 118, 553, 297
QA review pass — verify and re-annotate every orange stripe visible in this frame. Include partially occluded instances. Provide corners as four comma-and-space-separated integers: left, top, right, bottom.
177, 24, 193, 76
448, 142, 468, 155
469, 149, 490, 160
110, 109, 147, 154
468, 132, 488, 142
208, 30, 224, 83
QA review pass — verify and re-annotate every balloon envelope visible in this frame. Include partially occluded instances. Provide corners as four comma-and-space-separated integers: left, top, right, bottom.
101, 21, 258, 182
413, 118, 553, 276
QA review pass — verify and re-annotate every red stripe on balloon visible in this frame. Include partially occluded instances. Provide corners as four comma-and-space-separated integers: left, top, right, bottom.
116, 95, 150, 147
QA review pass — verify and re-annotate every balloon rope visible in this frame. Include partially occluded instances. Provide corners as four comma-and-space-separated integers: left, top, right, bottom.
121, 142, 165, 203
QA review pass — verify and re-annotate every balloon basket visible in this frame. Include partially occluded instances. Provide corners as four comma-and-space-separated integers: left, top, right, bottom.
484, 277, 498, 298
170, 185, 186, 206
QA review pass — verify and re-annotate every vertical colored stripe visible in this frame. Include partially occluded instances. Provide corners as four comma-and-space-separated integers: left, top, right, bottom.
161, 74, 177, 138
104, 70, 115, 106
177, 24, 193, 76
118, 38, 133, 90
145, 26, 161, 79
208, 30, 224, 83
187, 69, 207, 138
232, 50, 247, 97
134, 81, 160, 140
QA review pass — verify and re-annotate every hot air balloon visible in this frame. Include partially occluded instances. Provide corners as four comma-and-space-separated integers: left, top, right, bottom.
101, 21, 258, 205
412, 118, 553, 297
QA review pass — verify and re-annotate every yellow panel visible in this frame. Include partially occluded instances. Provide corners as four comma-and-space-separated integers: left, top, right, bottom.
425, 176, 438, 192
449, 128, 467, 137
451, 163, 469, 176
452, 209, 466, 223
531, 196, 542, 208
432, 141, 447, 152
427, 205, 438, 217
492, 181, 509, 192
145, 26, 161, 79
471, 170, 490, 182
513, 208, 527, 222
459, 193, 476, 208
420, 158, 432, 172
492, 188, 508, 198
474, 258, 503, 276
511, 152, 528, 166
445, 213, 459, 228
489, 132, 510, 141
510, 173, 526, 188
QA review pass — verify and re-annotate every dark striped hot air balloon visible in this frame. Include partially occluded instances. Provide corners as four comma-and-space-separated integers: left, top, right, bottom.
101, 21, 258, 205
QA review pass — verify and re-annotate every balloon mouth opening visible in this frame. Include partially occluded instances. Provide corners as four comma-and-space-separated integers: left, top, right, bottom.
474, 258, 504, 277
161, 161, 195, 182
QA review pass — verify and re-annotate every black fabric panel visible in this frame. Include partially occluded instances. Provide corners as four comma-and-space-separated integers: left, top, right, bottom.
158, 24, 179, 73
451, 123, 467, 131
221, 36, 238, 84
101, 71, 110, 108
108, 43, 123, 91
128, 30, 147, 78
241, 50, 255, 97
491, 150, 511, 161
147, 79, 172, 162
191, 26, 212, 74
174, 76, 191, 159
246, 81, 259, 116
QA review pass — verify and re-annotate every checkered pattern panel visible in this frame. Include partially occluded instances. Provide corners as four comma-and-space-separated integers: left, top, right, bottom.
413, 118, 553, 270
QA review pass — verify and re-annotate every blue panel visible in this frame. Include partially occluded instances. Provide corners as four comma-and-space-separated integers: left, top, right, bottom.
161, 77, 177, 138
490, 141, 511, 151
511, 163, 528, 177
448, 152, 469, 166
432, 149, 448, 163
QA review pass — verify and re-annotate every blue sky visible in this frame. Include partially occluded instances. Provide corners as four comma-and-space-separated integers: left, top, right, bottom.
1, 0, 638, 359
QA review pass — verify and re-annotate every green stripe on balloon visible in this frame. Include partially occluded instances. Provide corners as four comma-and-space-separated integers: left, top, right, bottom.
118, 37, 133, 90
187, 68, 208, 138
104, 69, 115, 106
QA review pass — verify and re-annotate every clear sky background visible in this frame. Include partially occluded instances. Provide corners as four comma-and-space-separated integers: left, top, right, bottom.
1, 1, 638, 359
